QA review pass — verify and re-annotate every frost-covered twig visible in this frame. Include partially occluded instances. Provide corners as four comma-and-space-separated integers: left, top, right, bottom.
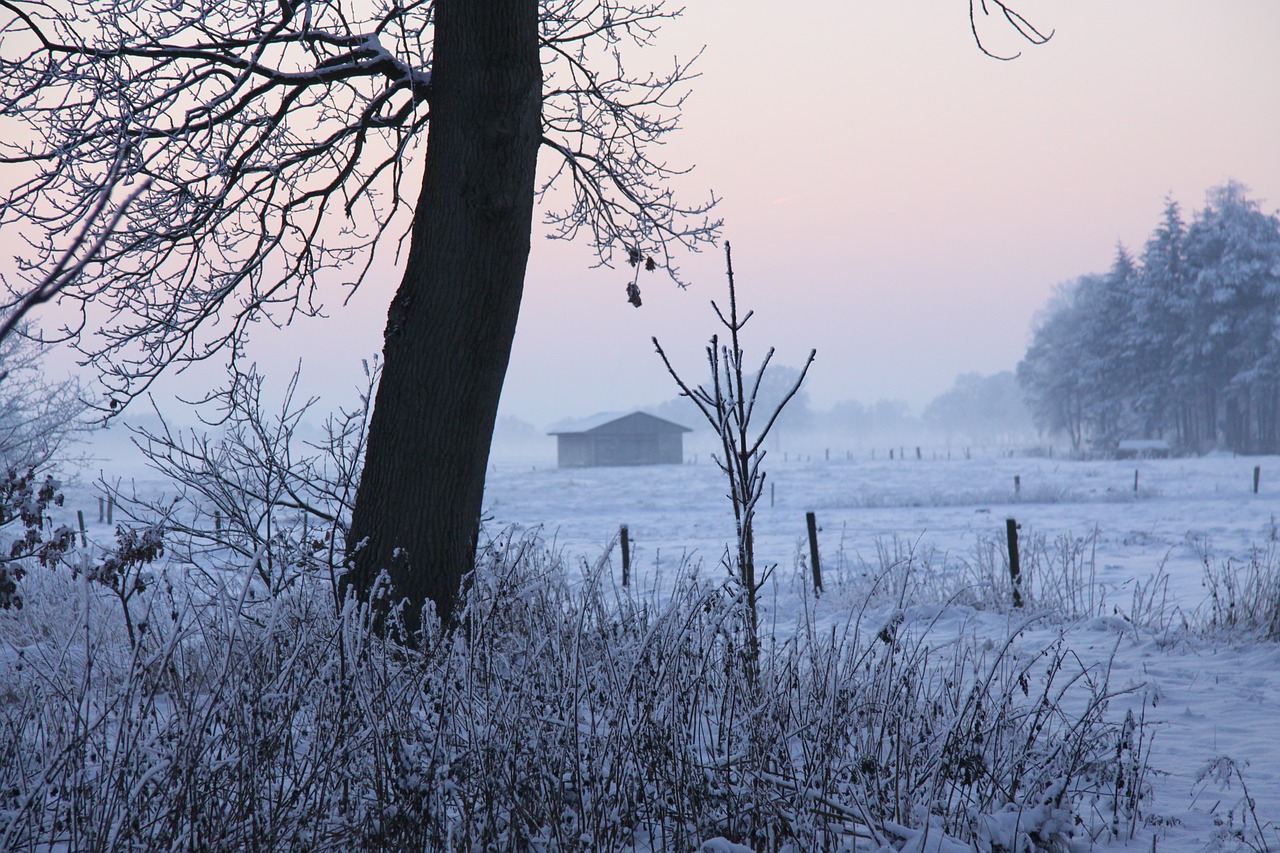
653, 241, 815, 673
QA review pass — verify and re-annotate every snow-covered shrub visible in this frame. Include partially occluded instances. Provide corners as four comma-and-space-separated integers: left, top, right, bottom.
1192, 756, 1277, 853
0, 565, 435, 851
952, 524, 1178, 636
0, 467, 76, 610
1193, 538, 1280, 641
0, 531, 1151, 851
118, 360, 374, 605
0, 324, 90, 609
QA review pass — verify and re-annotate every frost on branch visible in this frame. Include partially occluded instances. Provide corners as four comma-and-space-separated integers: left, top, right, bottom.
1, 0, 718, 411
0, 467, 74, 610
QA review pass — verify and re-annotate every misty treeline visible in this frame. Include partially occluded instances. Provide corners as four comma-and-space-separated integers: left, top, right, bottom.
1018, 182, 1280, 455
491, 370, 1035, 457
490, 375, 1035, 460
650, 369, 1034, 450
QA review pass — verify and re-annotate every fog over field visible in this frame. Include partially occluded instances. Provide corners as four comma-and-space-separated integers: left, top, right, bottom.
3, 1, 1280, 849
8, 441, 1276, 850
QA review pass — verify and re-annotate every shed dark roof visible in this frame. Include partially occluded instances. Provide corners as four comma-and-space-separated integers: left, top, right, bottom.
547, 410, 691, 436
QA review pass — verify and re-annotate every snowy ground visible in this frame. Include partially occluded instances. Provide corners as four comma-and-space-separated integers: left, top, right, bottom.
53, 444, 1280, 850
482, 450, 1278, 599
479, 450, 1280, 851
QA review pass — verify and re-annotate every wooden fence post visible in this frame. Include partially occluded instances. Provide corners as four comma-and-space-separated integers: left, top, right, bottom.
1254, 466, 1261, 494
620, 524, 631, 587
1006, 518, 1023, 608
1134, 469, 1139, 493
1014, 475, 1021, 499
806, 511, 822, 594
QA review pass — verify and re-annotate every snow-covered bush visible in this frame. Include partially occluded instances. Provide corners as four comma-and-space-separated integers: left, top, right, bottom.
0, 467, 76, 610
0, 532, 1151, 851
0, 326, 88, 610
116, 360, 375, 606
829, 525, 1178, 637
1192, 537, 1280, 641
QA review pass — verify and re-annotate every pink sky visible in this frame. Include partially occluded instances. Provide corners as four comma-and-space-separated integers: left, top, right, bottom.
490, 0, 1280, 426
23, 1, 1280, 429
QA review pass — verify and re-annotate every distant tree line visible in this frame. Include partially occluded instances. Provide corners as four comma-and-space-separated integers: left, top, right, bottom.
1018, 182, 1280, 455
641, 368, 1034, 452
922, 371, 1034, 447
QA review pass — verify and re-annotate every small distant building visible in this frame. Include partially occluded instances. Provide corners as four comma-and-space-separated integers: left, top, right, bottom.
548, 411, 692, 468
1115, 439, 1171, 459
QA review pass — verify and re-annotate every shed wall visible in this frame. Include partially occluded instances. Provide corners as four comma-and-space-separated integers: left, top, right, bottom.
554, 432, 684, 467
556, 434, 596, 467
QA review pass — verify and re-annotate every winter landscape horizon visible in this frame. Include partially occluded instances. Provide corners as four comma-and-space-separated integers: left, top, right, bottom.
3, 0, 1280, 850
2, 431, 1276, 850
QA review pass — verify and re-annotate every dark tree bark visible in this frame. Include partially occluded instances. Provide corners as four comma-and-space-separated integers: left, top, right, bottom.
344, 0, 542, 633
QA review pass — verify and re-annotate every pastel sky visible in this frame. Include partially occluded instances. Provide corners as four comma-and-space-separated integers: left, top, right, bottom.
492, 0, 1279, 426
26, 1, 1280, 430
458, 0, 1280, 427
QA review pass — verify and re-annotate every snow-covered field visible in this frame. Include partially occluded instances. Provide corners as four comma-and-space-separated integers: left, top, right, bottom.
480, 450, 1280, 851
482, 451, 1278, 603
27, 446, 1280, 850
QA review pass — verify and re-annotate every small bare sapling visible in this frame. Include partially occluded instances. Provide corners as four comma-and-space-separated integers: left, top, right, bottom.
653, 241, 815, 669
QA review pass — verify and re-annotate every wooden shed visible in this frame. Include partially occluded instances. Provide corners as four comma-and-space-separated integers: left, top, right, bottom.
548, 411, 692, 468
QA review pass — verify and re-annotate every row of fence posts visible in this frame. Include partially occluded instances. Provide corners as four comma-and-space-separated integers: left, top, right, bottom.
616, 516, 1019, 605
779, 448, 959, 462
67, 498, 224, 549
616, 516, 830, 593
617, 475, 1269, 606
760, 467, 1258, 516
62, 466, 1268, 590
614, 466, 1264, 604
720, 448, 1269, 467
871, 447, 974, 461
770, 448, 1093, 463
1012, 466, 1262, 499
64, 502, 254, 554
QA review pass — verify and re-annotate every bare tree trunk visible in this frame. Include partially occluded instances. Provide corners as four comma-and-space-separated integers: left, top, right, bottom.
345, 0, 541, 634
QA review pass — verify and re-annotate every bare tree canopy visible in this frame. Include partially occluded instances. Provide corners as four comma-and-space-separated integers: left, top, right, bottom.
0, 324, 88, 471
0, 0, 719, 407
